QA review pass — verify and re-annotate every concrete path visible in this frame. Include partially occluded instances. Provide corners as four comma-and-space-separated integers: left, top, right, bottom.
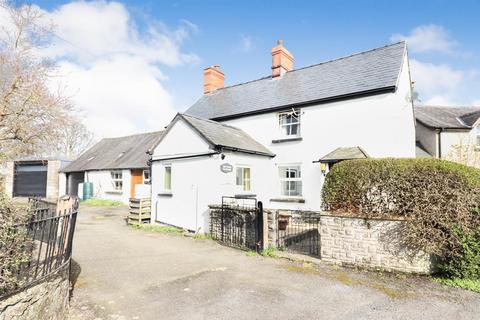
68, 205, 480, 320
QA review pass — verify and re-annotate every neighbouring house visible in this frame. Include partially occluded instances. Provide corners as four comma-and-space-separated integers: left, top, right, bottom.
60, 131, 163, 204
150, 40, 416, 232
4, 158, 71, 199
415, 105, 480, 164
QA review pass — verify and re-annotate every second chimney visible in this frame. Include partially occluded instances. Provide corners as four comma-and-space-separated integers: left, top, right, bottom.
271, 40, 294, 77
203, 65, 224, 94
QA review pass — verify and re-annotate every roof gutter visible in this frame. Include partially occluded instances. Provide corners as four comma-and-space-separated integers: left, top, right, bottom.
217, 146, 276, 158
210, 86, 396, 121
151, 151, 219, 162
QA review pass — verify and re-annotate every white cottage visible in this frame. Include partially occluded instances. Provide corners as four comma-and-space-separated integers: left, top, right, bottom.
150, 40, 416, 232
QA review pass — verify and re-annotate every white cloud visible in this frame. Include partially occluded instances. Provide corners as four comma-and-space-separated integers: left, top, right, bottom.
391, 24, 456, 54
240, 35, 253, 52
15, 1, 201, 138
410, 59, 464, 98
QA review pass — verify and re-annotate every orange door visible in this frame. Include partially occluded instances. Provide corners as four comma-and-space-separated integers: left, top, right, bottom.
130, 169, 143, 198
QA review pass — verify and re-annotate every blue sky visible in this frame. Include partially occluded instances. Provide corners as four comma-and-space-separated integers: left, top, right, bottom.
20, 0, 480, 137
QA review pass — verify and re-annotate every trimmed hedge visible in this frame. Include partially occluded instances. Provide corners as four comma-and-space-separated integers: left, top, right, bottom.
322, 158, 480, 278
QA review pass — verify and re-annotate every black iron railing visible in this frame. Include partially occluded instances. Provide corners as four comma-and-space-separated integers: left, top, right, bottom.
277, 211, 321, 256
0, 197, 78, 298
210, 196, 263, 252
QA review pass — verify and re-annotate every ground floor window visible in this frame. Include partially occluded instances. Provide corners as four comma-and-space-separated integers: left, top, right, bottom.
279, 165, 302, 197
164, 165, 172, 191
236, 166, 251, 191
143, 169, 151, 184
111, 170, 123, 191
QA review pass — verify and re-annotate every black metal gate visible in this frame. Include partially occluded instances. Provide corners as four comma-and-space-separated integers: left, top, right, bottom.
277, 211, 321, 256
210, 196, 264, 252
13, 162, 48, 197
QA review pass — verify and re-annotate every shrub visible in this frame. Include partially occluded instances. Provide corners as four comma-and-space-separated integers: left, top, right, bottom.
0, 193, 34, 296
322, 158, 480, 278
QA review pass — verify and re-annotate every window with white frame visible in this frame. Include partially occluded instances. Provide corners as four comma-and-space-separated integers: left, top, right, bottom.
164, 165, 172, 191
236, 167, 251, 191
279, 165, 302, 197
110, 170, 123, 191
143, 169, 151, 184
278, 109, 301, 138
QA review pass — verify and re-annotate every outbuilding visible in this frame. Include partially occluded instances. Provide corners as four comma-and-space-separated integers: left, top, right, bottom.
4, 158, 70, 199
60, 131, 163, 204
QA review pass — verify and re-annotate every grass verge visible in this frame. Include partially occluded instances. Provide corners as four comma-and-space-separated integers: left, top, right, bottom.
261, 247, 277, 258
129, 224, 184, 234
434, 277, 480, 293
82, 198, 123, 206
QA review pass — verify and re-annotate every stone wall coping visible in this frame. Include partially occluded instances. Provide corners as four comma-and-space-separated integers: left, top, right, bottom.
209, 205, 409, 222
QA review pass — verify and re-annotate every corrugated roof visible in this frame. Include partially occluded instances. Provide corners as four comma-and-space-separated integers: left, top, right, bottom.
319, 146, 369, 163
415, 106, 480, 129
186, 42, 406, 120
62, 131, 164, 172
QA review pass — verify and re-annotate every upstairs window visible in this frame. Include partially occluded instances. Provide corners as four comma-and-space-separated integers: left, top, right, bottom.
236, 167, 251, 191
279, 165, 302, 197
279, 109, 301, 138
143, 169, 151, 184
164, 165, 172, 191
111, 170, 123, 191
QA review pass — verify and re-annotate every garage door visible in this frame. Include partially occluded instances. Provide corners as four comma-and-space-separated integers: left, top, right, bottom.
13, 163, 48, 197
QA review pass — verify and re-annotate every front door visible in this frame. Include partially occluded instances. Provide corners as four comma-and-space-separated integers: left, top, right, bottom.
130, 169, 143, 198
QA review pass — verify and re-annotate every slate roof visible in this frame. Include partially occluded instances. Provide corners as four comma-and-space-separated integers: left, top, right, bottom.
186, 42, 406, 120
154, 114, 274, 157
415, 106, 480, 129
319, 146, 369, 163
62, 131, 164, 173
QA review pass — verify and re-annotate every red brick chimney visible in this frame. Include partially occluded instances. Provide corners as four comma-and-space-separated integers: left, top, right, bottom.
203, 65, 224, 94
271, 40, 294, 77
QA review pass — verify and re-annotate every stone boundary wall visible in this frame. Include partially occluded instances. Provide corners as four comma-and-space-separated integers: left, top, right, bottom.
0, 263, 70, 320
319, 215, 433, 274
266, 210, 433, 274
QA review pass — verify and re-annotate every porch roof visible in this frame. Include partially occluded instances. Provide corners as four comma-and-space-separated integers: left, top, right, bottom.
319, 146, 369, 163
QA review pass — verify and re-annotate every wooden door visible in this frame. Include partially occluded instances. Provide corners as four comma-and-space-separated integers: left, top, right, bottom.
130, 169, 143, 198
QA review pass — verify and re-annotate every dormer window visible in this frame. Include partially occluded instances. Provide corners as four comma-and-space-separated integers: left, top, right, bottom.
279, 109, 301, 138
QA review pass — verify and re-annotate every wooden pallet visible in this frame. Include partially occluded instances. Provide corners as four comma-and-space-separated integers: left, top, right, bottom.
128, 198, 151, 225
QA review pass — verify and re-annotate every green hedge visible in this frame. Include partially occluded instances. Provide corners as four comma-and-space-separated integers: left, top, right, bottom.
0, 194, 34, 296
322, 158, 480, 279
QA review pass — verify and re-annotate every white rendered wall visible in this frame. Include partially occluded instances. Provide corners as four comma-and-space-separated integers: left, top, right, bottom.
222, 53, 415, 210
58, 172, 67, 197
441, 130, 472, 158
415, 122, 438, 157
152, 118, 211, 157
151, 151, 273, 233
85, 169, 131, 204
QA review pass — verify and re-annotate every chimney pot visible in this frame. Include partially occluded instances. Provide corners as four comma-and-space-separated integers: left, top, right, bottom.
203, 65, 225, 94
271, 40, 294, 77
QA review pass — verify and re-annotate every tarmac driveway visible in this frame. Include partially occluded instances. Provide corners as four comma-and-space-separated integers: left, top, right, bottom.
68, 205, 480, 320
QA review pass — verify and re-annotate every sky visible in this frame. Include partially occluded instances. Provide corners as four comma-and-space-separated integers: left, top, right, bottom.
12, 0, 480, 138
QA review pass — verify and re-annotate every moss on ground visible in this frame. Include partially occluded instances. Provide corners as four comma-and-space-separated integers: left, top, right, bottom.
82, 198, 123, 206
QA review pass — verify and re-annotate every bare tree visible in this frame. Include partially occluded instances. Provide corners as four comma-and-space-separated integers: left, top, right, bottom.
43, 119, 94, 158
0, 2, 88, 159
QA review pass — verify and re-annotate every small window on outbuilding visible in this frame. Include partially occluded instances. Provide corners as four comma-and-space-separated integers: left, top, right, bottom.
164, 165, 172, 192
111, 170, 123, 191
